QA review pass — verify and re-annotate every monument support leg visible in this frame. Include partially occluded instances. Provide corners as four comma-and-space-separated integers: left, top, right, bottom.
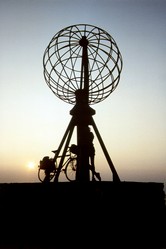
54, 117, 75, 182
91, 117, 120, 182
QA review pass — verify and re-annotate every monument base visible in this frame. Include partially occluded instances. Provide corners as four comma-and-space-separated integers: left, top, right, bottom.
0, 181, 165, 249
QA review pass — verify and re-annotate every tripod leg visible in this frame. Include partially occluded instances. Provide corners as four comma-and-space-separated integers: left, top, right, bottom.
91, 117, 120, 182
53, 117, 74, 162
54, 117, 75, 182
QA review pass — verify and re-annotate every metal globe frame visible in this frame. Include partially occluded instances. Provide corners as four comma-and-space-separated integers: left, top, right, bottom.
43, 24, 122, 105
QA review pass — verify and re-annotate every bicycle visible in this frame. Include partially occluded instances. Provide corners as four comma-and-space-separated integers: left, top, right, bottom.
38, 145, 101, 182
38, 147, 77, 183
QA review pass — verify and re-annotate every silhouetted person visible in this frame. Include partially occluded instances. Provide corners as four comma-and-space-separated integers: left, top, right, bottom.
84, 126, 101, 181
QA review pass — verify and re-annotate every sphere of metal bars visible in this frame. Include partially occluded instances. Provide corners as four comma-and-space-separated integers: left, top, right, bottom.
43, 24, 123, 105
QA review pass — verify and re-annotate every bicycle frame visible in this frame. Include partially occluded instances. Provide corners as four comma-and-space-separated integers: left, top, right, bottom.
38, 148, 77, 182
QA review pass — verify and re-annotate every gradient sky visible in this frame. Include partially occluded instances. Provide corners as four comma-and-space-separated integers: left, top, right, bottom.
0, 0, 166, 189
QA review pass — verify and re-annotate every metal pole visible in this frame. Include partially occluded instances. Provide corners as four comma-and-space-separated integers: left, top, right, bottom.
53, 117, 75, 182
73, 36, 91, 182
91, 117, 120, 182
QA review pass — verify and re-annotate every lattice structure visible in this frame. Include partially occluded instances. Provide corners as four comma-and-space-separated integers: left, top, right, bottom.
43, 24, 122, 105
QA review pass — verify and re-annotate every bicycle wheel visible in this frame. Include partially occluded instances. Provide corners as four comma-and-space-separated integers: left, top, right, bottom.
65, 157, 77, 181
38, 167, 56, 182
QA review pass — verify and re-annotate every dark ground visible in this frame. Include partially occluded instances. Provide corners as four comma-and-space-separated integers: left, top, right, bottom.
0, 181, 165, 249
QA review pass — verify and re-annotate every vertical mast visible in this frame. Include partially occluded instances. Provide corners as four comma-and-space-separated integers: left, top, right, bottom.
79, 36, 89, 103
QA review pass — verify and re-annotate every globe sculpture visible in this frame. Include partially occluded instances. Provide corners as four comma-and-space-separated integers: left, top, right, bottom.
39, 24, 123, 183
43, 24, 122, 105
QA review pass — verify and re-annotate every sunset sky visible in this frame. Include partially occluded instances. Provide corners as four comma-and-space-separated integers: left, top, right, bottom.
0, 0, 166, 190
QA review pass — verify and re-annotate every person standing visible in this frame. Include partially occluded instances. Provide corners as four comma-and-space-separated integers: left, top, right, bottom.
84, 126, 101, 181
